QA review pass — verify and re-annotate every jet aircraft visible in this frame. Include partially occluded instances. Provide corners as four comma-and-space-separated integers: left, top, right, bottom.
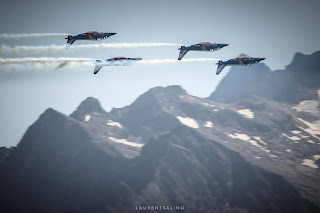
216, 57, 265, 75
178, 42, 228, 60
65, 31, 116, 49
93, 56, 142, 74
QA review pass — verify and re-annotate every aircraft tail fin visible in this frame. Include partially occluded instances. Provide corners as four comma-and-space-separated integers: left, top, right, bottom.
178, 46, 188, 60
94, 60, 103, 74
216, 61, 226, 75
65, 35, 76, 50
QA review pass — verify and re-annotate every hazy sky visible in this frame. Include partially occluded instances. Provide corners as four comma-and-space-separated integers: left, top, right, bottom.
1, 0, 320, 147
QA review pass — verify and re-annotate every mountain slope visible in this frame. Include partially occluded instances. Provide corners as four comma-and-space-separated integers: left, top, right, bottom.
0, 108, 129, 212
128, 126, 318, 213
1, 119, 318, 212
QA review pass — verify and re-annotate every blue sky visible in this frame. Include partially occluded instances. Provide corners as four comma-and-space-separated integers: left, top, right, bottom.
1, 0, 320, 147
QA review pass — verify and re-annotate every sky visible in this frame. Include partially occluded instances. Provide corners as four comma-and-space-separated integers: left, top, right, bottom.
1, 0, 320, 147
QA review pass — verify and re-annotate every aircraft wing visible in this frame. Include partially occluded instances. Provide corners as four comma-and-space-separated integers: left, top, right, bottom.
65, 36, 76, 50
94, 60, 103, 74
88, 33, 95, 40
216, 63, 226, 75
178, 49, 189, 60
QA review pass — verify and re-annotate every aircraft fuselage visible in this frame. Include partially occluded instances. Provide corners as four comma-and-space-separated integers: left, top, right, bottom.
178, 42, 228, 60
216, 57, 265, 75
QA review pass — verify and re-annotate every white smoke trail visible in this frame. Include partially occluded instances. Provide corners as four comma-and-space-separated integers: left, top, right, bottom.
0, 33, 68, 39
0, 57, 94, 72
0, 61, 93, 72
138, 58, 221, 65
0, 57, 219, 72
0, 57, 220, 65
0, 57, 93, 64
0, 43, 181, 56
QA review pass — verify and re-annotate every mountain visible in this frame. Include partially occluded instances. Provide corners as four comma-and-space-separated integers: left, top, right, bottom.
209, 51, 320, 104
128, 126, 317, 213
0, 117, 318, 212
1, 51, 320, 212
0, 108, 132, 213
110, 85, 184, 141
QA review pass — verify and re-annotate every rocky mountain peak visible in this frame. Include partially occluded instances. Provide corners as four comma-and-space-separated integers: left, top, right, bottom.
286, 51, 320, 72
148, 85, 187, 95
130, 85, 186, 106
76, 97, 103, 113
70, 97, 108, 121
39, 107, 67, 120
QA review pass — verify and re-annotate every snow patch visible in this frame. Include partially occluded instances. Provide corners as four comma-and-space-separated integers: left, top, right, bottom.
282, 133, 301, 141
170, 143, 192, 152
203, 103, 216, 107
286, 149, 292, 152
108, 137, 144, 148
301, 159, 318, 169
176, 116, 199, 129
107, 120, 123, 129
253, 136, 268, 146
254, 156, 261, 159
291, 130, 302, 134
248, 140, 263, 148
84, 115, 91, 121
228, 133, 251, 141
307, 140, 315, 144
204, 121, 213, 128
237, 109, 254, 119
229, 134, 270, 151
293, 100, 319, 114
300, 135, 309, 139
269, 155, 278, 158
262, 148, 271, 153
314, 155, 320, 161
298, 118, 320, 140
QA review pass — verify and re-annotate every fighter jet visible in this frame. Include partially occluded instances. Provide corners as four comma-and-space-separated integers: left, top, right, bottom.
178, 42, 228, 60
216, 57, 265, 75
93, 56, 142, 74
65, 31, 116, 49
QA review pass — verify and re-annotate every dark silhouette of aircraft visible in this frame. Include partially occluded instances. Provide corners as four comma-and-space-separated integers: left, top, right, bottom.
94, 56, 142, 74
65, 31, 116, 49
216, 57, 265, 75
178, 42, 228, 60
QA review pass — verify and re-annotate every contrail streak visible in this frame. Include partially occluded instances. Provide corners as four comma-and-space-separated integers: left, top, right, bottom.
0, 57, 220, 65
0, 57, 219, 72
0, 57, 93, 64
0, 33, 68, 39
0, 43, 181, 56
137, 58, 221, 65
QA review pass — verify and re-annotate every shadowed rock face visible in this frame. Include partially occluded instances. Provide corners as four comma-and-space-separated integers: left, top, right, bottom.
209, 51, 320, 104
127, 126, 318, 213
1, 51, 320, 212
0, 115, 318, 213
